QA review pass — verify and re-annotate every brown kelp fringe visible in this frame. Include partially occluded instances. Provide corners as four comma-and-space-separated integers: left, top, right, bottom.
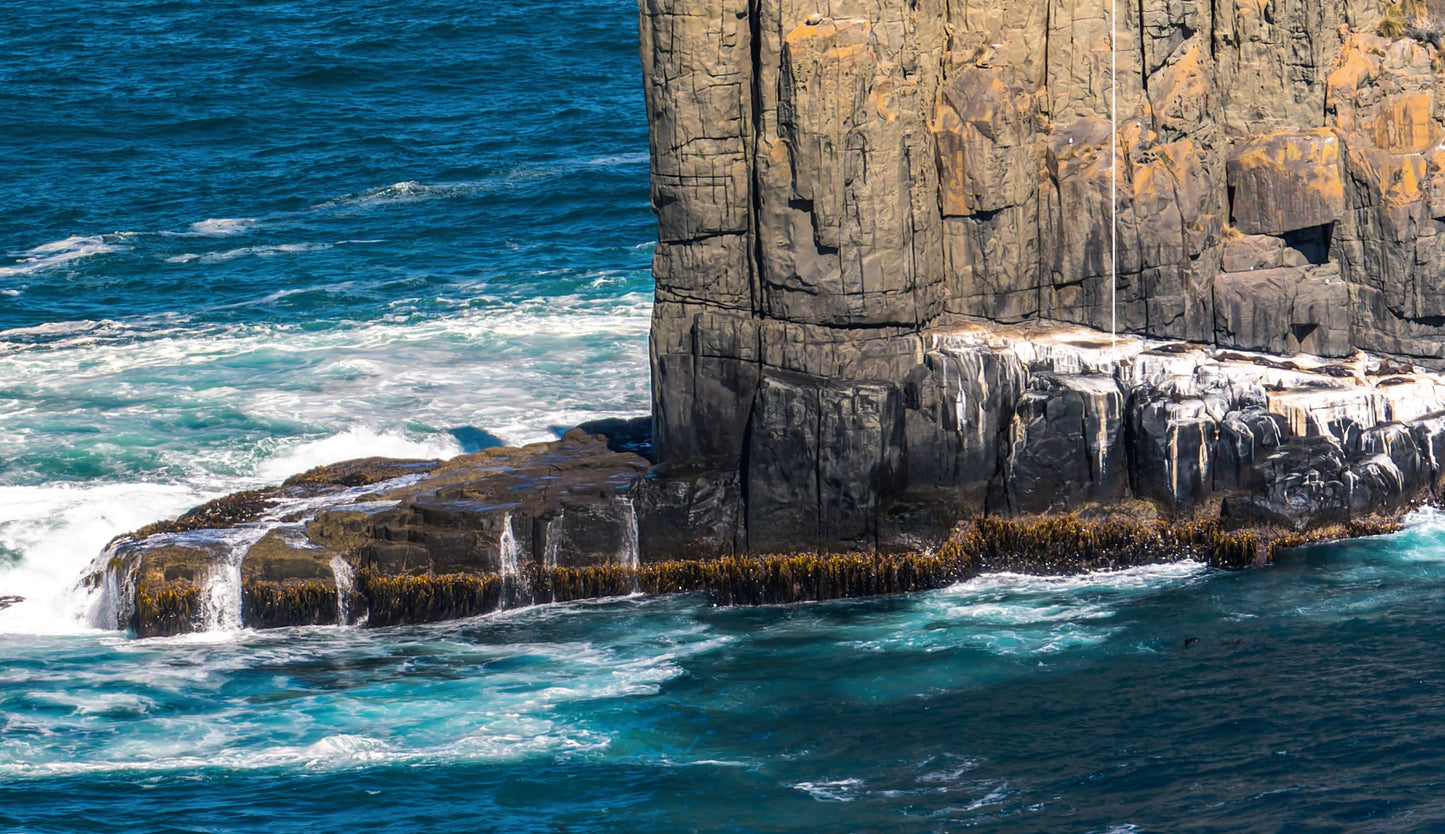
952, 514, 1400, 572
133, 583, 201, 639
357, 571, 504, 627
241, 581, 340, 629
218, 515, 1400, 629
1259, 519, 1401, 559
541, 565, 637, 602
957, 515, 1258, 572
633, 550, 974, 605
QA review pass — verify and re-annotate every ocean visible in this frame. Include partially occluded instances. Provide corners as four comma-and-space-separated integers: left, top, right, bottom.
2, 0, 1444, 830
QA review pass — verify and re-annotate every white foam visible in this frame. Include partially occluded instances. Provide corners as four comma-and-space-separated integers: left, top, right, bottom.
0, 235, 126, 278
835, 561, 1211, 658
310, 180, 475, 211
1351, 506, 1445, 565
965, 785, 1011, 811
0, 482, 212, 635
0, 295, 649, 446
0, 425, 463, 637
254, 427, 463, 482
946, 560, 1209, 598
1402, 506, 1445, 530
187, 218, 260, 236
0, 319, 111, 340
792, 778, 864, 802
195, 242, 334, 263
0, 291, 651, 634
583, 151, 650, 166
0, 725, 612, 777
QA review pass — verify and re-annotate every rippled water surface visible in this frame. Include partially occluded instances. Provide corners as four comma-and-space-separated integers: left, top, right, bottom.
8, 531, 1445, 831
5, 0, 1445, 830
0, 0, 652, 631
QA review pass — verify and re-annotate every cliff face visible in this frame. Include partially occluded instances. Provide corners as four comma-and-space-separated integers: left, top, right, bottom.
641, 0, 1445, 548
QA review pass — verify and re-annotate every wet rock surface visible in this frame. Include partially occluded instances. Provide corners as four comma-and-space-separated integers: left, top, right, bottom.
91, 430, 662, 635
93, 324, 1445, 636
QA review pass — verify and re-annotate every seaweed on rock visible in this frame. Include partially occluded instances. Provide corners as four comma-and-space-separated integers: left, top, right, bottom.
217, 515, 1402, 630
124, 490, 282, 541
133, 584, 201, 639
241, 581, 340, 629
356, 571, 504, 627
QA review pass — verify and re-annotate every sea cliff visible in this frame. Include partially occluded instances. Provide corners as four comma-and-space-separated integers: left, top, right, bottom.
78, 0, 1445, 635
642, 0, 1445, 546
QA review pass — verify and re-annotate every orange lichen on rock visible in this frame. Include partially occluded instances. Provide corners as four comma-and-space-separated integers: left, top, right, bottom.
1226, 130, 1346, 235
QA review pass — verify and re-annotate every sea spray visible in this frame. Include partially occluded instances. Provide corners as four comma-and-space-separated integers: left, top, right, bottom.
81, 542, 143, 632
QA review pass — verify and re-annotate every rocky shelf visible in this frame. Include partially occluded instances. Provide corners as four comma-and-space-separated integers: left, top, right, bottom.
87, 323, 1434, 637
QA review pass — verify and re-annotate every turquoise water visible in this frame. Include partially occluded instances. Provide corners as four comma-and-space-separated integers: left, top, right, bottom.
4, 0, 1445, 829
7, 535, 1445, 831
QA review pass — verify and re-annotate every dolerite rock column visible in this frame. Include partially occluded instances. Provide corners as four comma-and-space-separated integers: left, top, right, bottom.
641, 0, 1445, 552
641, 0, 947, 551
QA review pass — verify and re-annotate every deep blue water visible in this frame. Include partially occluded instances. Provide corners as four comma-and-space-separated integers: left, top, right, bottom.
3, 0, 1445, 830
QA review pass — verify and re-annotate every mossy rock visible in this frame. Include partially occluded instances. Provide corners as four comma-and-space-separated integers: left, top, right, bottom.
283, 457, 438, 489
126, 490, 282, 540
357, 571, 503, 627
130, 544, 220, 637
242, 580, 339, 629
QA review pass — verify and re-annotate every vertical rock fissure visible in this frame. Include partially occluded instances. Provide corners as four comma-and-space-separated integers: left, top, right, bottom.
1135, 0, 1150, 100
747, 0, 765, 317
813, 385, 824, 551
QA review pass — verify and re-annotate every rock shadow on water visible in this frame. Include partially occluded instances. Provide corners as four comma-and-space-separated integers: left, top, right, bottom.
448, 426, 506, 453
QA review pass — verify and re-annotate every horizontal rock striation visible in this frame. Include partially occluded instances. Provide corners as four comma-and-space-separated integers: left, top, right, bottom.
641, 0, 1445, 550
87, 337, 1435, 636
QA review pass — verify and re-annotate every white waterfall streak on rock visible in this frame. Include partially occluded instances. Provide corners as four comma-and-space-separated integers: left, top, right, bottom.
194, 527, 269, 633
543, 514, 562, 571
616, 498, 640, 594
83, 544, 141, 632
330, 554, 357, 625
201, 539, 248, 632
498, 513, 531, 607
